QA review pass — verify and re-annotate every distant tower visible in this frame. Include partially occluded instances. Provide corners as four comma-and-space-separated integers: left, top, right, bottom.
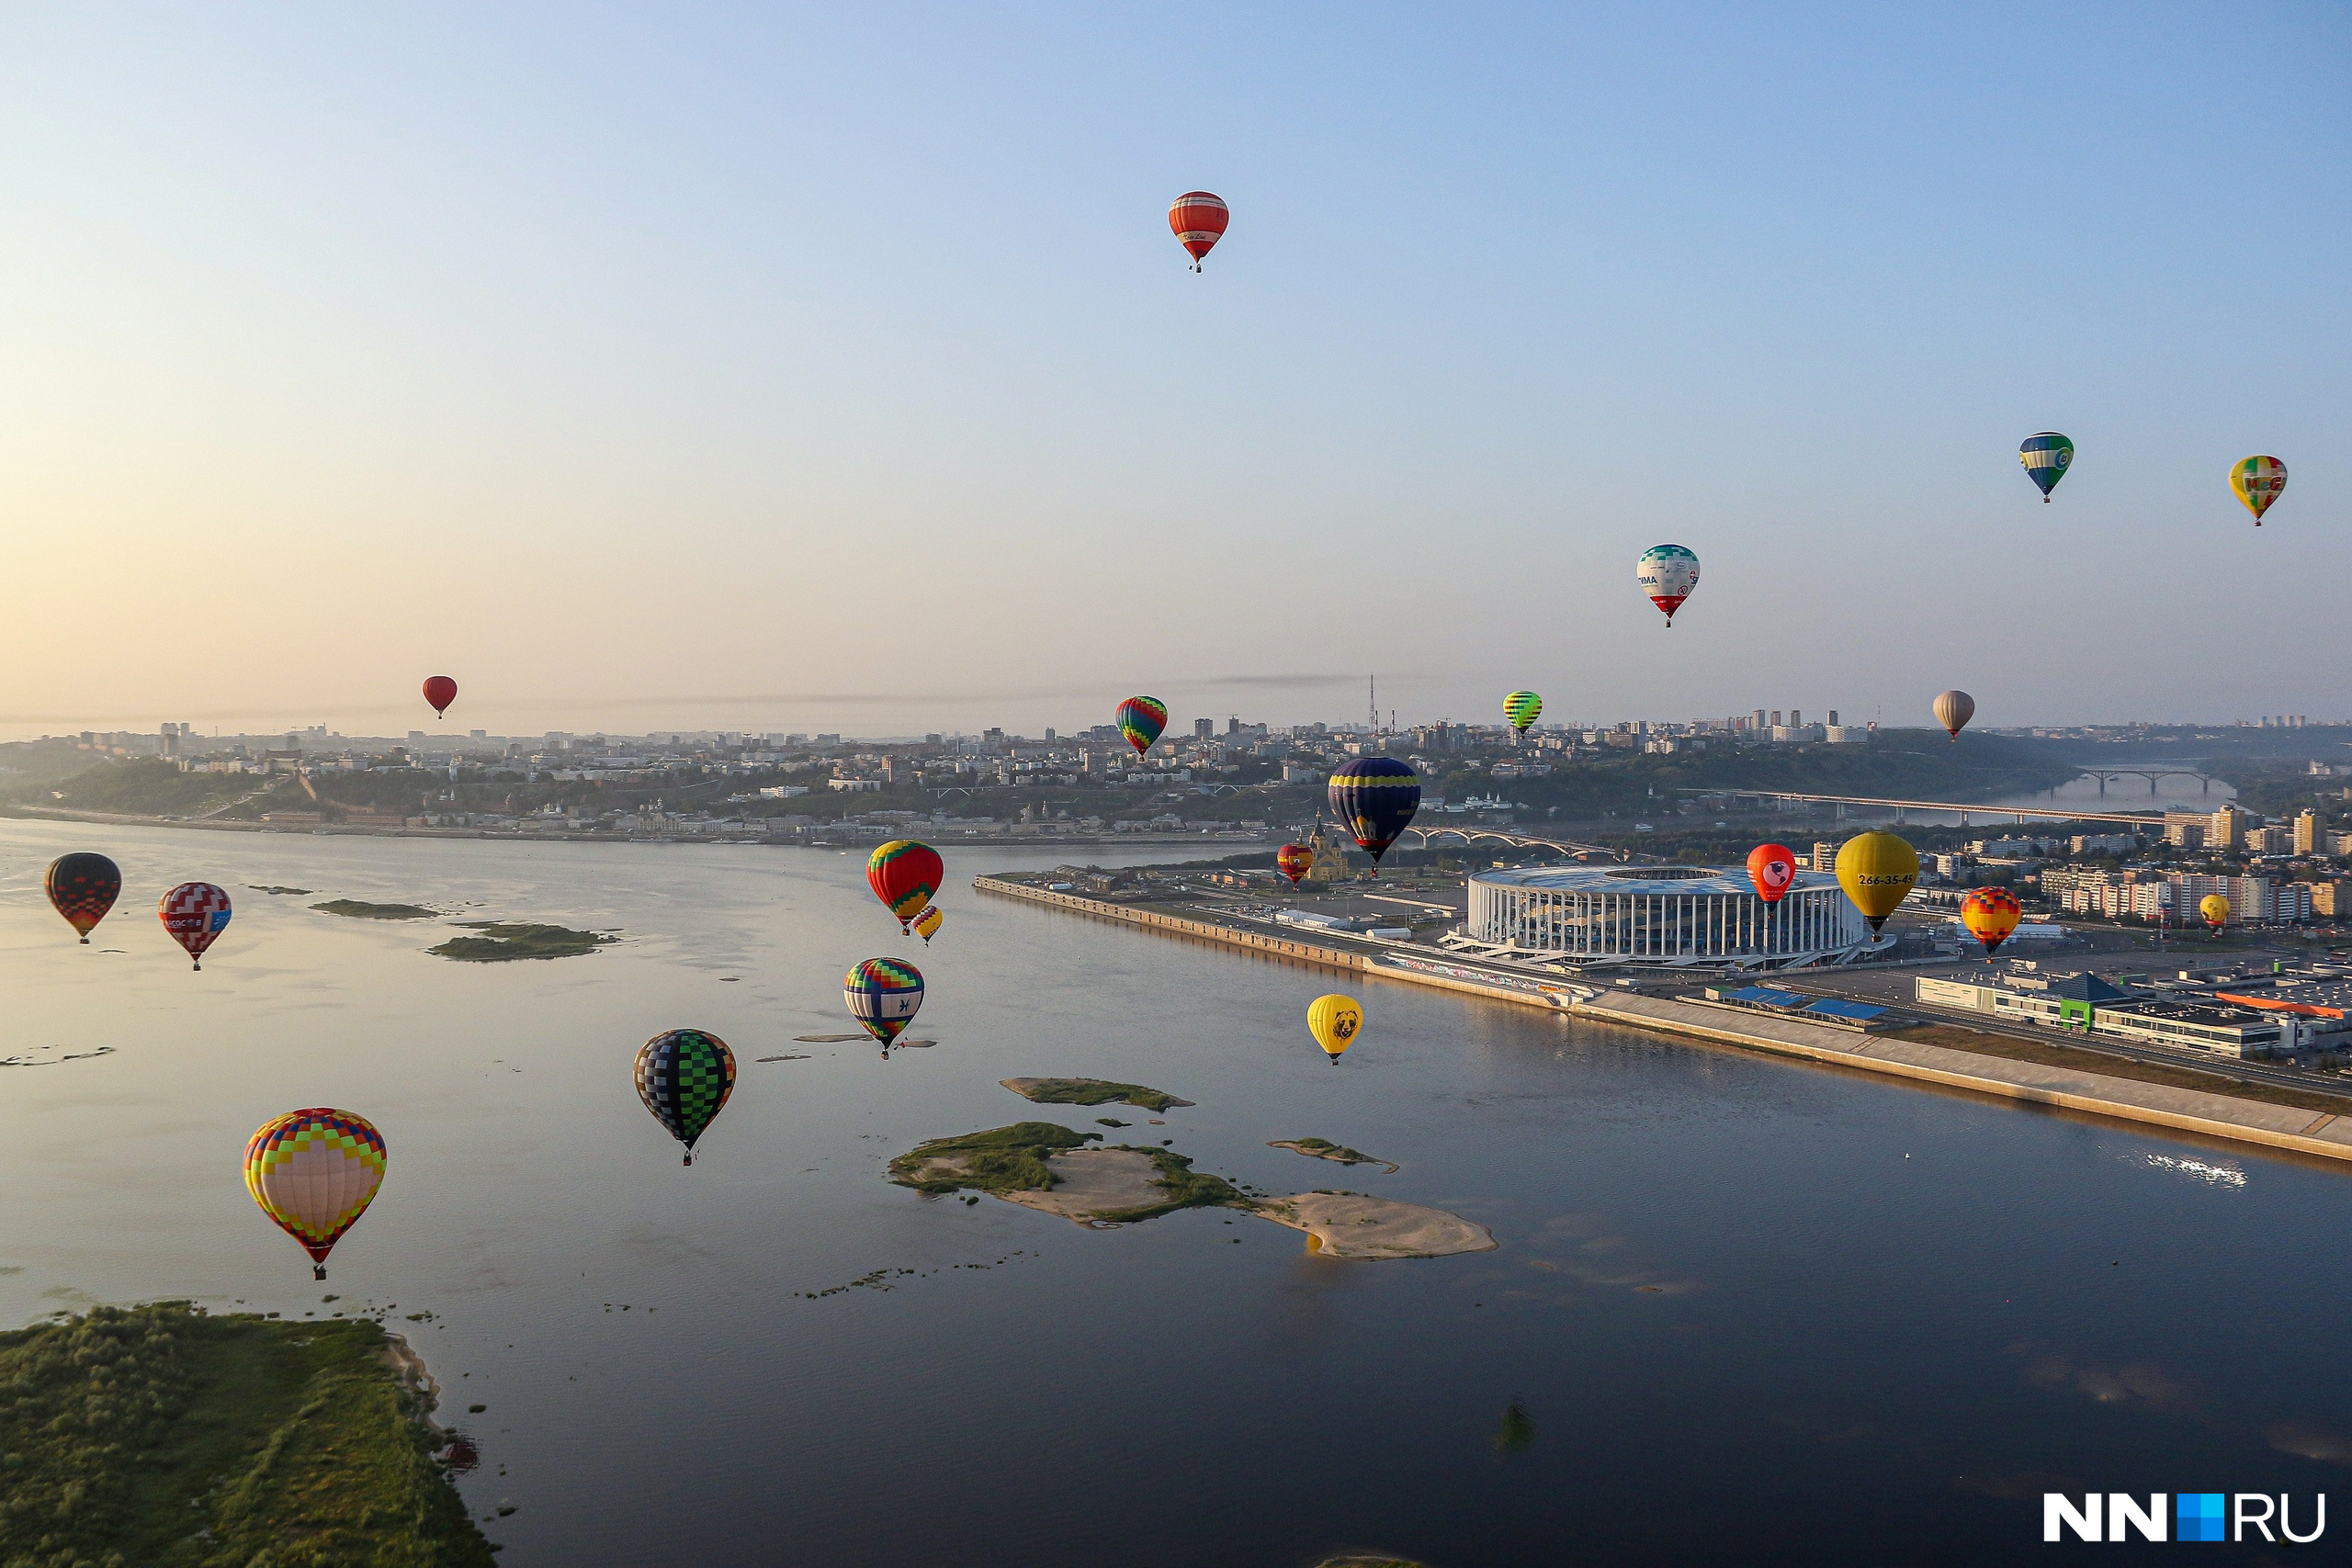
1368, 674, 1379, 736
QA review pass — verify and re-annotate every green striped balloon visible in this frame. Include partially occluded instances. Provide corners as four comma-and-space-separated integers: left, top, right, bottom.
1503, 690, 1544, 733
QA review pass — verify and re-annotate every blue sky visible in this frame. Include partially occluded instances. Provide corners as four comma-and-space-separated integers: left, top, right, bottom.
2, 4, 2346, 738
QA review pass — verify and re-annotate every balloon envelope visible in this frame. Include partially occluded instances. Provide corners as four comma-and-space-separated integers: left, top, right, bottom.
1636, 545, 1700, 625
244, 1108, 387, 1278
1747, 844, 1797, 904
1932, 690, 1975, 741
160, 882, 232, 969
1503, 691, 1544, 734
422, 675, 458, 716
866, 840, 944, 932
635, 1029, 737, 1164
1834, 832, 1918, 936
1116, 696, 1169, 758
1961, 886, 2022, 955
913, 906, 944, 946
846, 957, 925, 1049
1306, 995, 1363, 1063
2231, 456, 2286, 524
2019, 433, 2074, 500
2200, 894, 2231, 931
1275, 843, 1314, 885
1168, 191, 1228, 268
1327, 759, 1421, 869
46, 852, 120, 942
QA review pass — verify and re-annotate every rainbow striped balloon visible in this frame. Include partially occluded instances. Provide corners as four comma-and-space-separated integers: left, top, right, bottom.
1116, 696, 1168, 758
1503, 691, 1544, 733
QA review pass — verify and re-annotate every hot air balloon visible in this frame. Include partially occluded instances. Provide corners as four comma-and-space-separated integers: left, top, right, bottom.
1327, 759, 1420, 873
866, 840, 944, 933
244, 1109, 387, 1280
2200, 894, 2230, 935
1276, 842, 1314, 885
1747, 844, 1797, 904
2019, 433, 2074, 502
1932, 690, 1975, 742
634, 1028, 737, 1166
2231, 456, 2286, 525
1636, 546, 1700, 626
913, 906, 944, 946
422, 675, 458, 717
1960, 886, 2022, 955
1306, 994, 1362, 1065
160, 882, 232, 970
1168, 191, 1228, 271
846, 957, 925, 1054
1116, 696, 1169, 759
1834, 831, 1918, 938
1503, 691, 1544, 735
45, 852, 120, 943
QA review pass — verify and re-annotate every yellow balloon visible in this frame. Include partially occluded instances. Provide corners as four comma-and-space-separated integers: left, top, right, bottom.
2199, 894, 2230, 931
1834, 830, 1918, 936
1306, 995, 1363, 1064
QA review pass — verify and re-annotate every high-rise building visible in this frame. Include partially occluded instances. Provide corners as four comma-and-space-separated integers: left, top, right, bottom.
1826, 710, 1839, 726
1770, 710, 1782, 727
1751, 709, 1766, 731
1790, 709, 1803, 728
1813, 840, 1836, 872
2208, 807, 2249, 853
2295, 811, 2321, 854
1193, 717, 1215, 740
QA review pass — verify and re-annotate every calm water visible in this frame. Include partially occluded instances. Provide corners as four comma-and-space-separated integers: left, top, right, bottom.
2, 818, 2345, 1565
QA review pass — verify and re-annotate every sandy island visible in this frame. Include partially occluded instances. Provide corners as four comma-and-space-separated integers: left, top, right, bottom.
914, 1146, 1173, 1226
1251, 1190, 1496, 1259
1270, 1138, 1399, 1174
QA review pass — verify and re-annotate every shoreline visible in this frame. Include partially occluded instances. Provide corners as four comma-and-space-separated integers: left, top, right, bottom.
975, 876, 2352, 1170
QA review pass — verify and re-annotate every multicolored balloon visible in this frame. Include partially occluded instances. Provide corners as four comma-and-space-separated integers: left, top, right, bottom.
1306, 995, 1362, 1065
2230, 456, 2286, 525
1276, 842, 1314, 885
635, 1028, 737, 1166
2019, 433, 2074, 502
913, 906, 944, 946
1932, 690, 1975, 742
1503, 691, 1544, 734
2200, 894, 2231, 934
45, 852, 120, 943
846, 957, 925, 1053
1833, 831, 1918, 938
422, 675, 458, 716
1168, 191, 1228, 271
866, 840, 944, 933
160, 881, 232, 970
1116, 696, 1169, 758
1636, 545, 1700, 626
1327, 758, 1420, 872
244, 1108, 387, 1280
1961, 886, 2022, 955
1746, 844, 1797, 905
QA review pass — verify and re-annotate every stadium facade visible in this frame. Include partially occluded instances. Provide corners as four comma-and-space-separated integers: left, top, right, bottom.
1465, 864, 1870, 969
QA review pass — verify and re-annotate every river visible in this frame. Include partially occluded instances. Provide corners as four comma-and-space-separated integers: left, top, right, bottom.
0, 818, 2341, 1564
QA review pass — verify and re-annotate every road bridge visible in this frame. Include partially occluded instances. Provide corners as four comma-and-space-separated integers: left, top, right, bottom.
1715, 791, 2167, 828
1397, 825, 1625, 859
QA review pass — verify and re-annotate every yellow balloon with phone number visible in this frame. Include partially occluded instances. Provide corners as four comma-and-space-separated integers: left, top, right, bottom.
1306, 995, 1363, 1065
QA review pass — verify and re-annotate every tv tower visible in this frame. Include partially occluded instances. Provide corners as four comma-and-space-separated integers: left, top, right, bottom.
1368, 674, 1378, 736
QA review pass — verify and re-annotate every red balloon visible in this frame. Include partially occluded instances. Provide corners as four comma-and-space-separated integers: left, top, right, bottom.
1168, 191, 1228, 271
422, 675, 458, 716
1746, 844, 1798, 904
1275, 843, 1313, 885
865, 840, 944, 933
159, 881, 232, 971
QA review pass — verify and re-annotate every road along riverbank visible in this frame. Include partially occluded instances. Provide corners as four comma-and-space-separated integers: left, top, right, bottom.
977, 876, 2352, 1168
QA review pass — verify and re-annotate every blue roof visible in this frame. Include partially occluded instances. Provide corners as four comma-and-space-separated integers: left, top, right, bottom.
1723, 986, 1809, 1009
1800, 998, 1887, 1021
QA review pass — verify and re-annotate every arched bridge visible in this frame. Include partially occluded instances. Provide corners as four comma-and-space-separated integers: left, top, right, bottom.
1397, 826, 1625, 861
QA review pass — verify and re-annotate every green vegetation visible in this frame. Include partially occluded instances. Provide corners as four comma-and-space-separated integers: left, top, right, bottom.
312, 899, 438, 920
1272, 1136, 1391, 1168
1090, 1146, 1250, 1223
426, 921, 616, 962
1001, 1077, 1193, 1111
888, 1122, 1102, 1194
16, 758, 253, 817
252, 886, 315, 896
0, 1302, 492, 1566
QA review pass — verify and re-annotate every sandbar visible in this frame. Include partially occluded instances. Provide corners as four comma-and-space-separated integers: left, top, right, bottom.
1270, 1137, 1398, 1174
1000, 1077, 1195, 1111
1251, 1190, 1496, 1259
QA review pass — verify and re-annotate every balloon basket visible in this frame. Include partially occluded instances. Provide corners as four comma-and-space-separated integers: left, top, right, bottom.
312, 1265, 326, 1281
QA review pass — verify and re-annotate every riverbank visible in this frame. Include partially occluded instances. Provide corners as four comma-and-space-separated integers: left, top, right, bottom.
977, 876, 2352, 1169
0, 1303, 493, 1564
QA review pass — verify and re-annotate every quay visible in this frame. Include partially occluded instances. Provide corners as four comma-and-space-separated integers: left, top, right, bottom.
976, 875, 2352, 1168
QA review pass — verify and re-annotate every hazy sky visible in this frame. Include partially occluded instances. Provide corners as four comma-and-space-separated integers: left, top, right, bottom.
3, 4, 2346, 741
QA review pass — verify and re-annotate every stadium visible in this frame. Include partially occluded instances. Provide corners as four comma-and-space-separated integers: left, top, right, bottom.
1464, 863, 1872, 970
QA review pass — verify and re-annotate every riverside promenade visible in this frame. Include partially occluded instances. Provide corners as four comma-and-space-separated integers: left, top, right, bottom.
976, 875, 2352, 1168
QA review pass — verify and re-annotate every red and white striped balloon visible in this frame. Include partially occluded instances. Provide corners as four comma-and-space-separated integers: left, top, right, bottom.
1168, 191, 1228, 271
160, 881, 232, 970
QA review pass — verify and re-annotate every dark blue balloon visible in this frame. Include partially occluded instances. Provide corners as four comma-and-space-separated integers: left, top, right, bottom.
1327, 758, 1421, 867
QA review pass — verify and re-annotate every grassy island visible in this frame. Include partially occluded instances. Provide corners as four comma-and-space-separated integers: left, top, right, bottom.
889, 1124, 1246, 1224
426, 921, 616, 962
312, 899, 438, 920
999, 1077, 1195, 1112
889, 1122, 1101, 1194
0, 1303, 492, 1566
1271, 1137, 1398, 1173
